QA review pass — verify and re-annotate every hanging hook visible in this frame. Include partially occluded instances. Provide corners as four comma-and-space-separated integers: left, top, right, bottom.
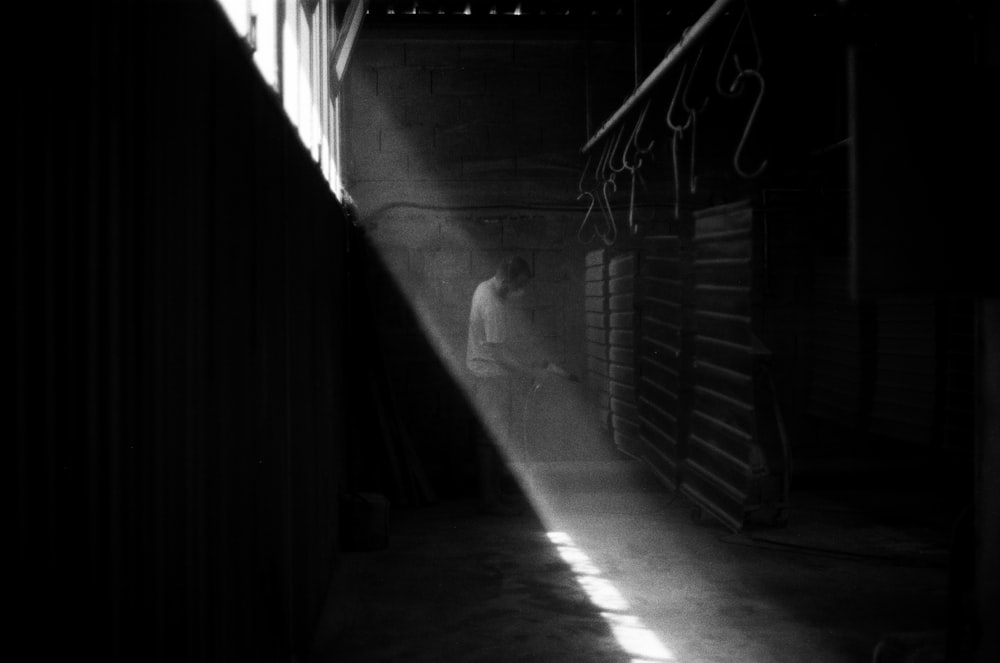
617, 100, 655, 236
666, 61, 693, 134
681, 47, 709, 195
588, 136, 618, 244
607, 124, 630, 175
682, 47, 710, 116
730, 68, 767, 179
576, 190, 598, 243
576, 154, 598, 243
577, 152, 593, 197
665, 62, 694, 219
716, 3, 762, 99
624, 99, 656, 171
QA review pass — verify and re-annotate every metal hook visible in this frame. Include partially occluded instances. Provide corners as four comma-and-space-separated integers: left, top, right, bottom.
671, 127, 682, 219
593, 136, 613, 193
577, 138, 617, 245
716, 3, 762, 99
576, 191, 598, 243
666, 61, 693, 134
607, 124, 629, 175
599, 177, 618, 245
576, 154, 599, 243
681, 47, 709, 194
577, 152, 593, 196
681, 47, 709, 116
625, 99, 656, 171
731, 68, 767, 179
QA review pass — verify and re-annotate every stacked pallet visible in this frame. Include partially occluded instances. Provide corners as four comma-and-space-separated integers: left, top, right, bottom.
637, 234, 685, 489
584, 249, 610, 430
608, 253, 641, 458
684, 202, 785, 531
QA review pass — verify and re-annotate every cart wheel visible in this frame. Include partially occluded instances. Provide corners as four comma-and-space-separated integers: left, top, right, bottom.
689, 506, 702, 523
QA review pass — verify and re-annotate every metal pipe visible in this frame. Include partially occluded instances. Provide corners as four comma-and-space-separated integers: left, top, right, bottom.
580, 0, 738, 154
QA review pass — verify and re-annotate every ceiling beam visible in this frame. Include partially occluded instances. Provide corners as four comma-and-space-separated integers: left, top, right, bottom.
330, 0, 367, 97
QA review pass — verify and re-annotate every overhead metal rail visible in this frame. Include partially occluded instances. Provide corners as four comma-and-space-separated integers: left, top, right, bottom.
580, 0, 738, 155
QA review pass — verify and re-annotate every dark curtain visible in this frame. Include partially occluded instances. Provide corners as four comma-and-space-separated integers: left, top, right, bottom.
13, 2, 346, 660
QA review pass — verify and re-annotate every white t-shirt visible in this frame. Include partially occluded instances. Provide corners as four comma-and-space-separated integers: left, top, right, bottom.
466, 276, 508, 378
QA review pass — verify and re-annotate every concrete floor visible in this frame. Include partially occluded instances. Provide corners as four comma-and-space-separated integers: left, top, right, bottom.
313, 459, 952, 663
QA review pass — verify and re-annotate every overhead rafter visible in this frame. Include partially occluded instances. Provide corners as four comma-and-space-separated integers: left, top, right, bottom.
330, 0, 368, 97
580, 0, 737, 154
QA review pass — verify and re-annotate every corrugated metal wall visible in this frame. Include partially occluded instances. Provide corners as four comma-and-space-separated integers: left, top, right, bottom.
14, 3, 346, 660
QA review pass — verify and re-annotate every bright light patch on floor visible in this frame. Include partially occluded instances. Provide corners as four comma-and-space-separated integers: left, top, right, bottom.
546, 533, 675, 661
554, 542, 601, 576
578, 575, 630, 612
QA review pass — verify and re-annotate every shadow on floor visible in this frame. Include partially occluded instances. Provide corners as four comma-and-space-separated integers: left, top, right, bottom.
312, 499, 635, 663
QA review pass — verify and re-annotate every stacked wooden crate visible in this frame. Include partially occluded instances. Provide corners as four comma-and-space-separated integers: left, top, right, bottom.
608, 253, 641, 458
637, 234, 685, 489
584, 249, 610, 431
683, 202, 786, 531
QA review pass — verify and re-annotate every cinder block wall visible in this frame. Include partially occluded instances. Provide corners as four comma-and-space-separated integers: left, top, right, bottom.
342, 34, 636, 487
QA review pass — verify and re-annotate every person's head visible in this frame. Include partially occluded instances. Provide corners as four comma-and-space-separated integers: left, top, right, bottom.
496, 256, 532, 299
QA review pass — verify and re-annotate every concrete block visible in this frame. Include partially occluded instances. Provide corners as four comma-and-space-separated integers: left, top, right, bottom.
349, 150, 407, 182
542, 121, 587, 153
460, 96, 515, 126
525, 281, 565, 308
405, 42, 459, 67
408, 249, 432, 279
488, 124, 542, 157
354, 98, 408, 128
435, 124, 490, 156
345, 66, 378, 100
533, 251, 572, 281
468, 250, 498, 281
485, 69, 539, 96
460, 41, 513, 64
345, 120, 380, 157
408, 155, 463, 182
585, 281, 606, 298
462, 156, 516, 180
538, 69, 584, 103
514, 41, 580, 68
503, 216, 569, 250
369, 216, 440, 249
432, 69, 485, 95
354, 41, 405, 68
378, 67, 431, 97
380, 126, 434, 153
406, 96, 462, 126
426, 249, 470, 281
377, 246, 410, 278
532, 307, 562, 338
445, 220, 503, 252
515, 153, 578, 179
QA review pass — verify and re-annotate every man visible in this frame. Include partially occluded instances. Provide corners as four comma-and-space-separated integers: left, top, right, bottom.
466, 256, 545, 514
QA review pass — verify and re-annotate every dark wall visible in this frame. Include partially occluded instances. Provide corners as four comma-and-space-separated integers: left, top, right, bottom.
14, 2, 346, 660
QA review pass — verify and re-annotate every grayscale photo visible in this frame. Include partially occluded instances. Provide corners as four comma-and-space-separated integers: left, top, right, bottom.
13, 1, 999, 662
